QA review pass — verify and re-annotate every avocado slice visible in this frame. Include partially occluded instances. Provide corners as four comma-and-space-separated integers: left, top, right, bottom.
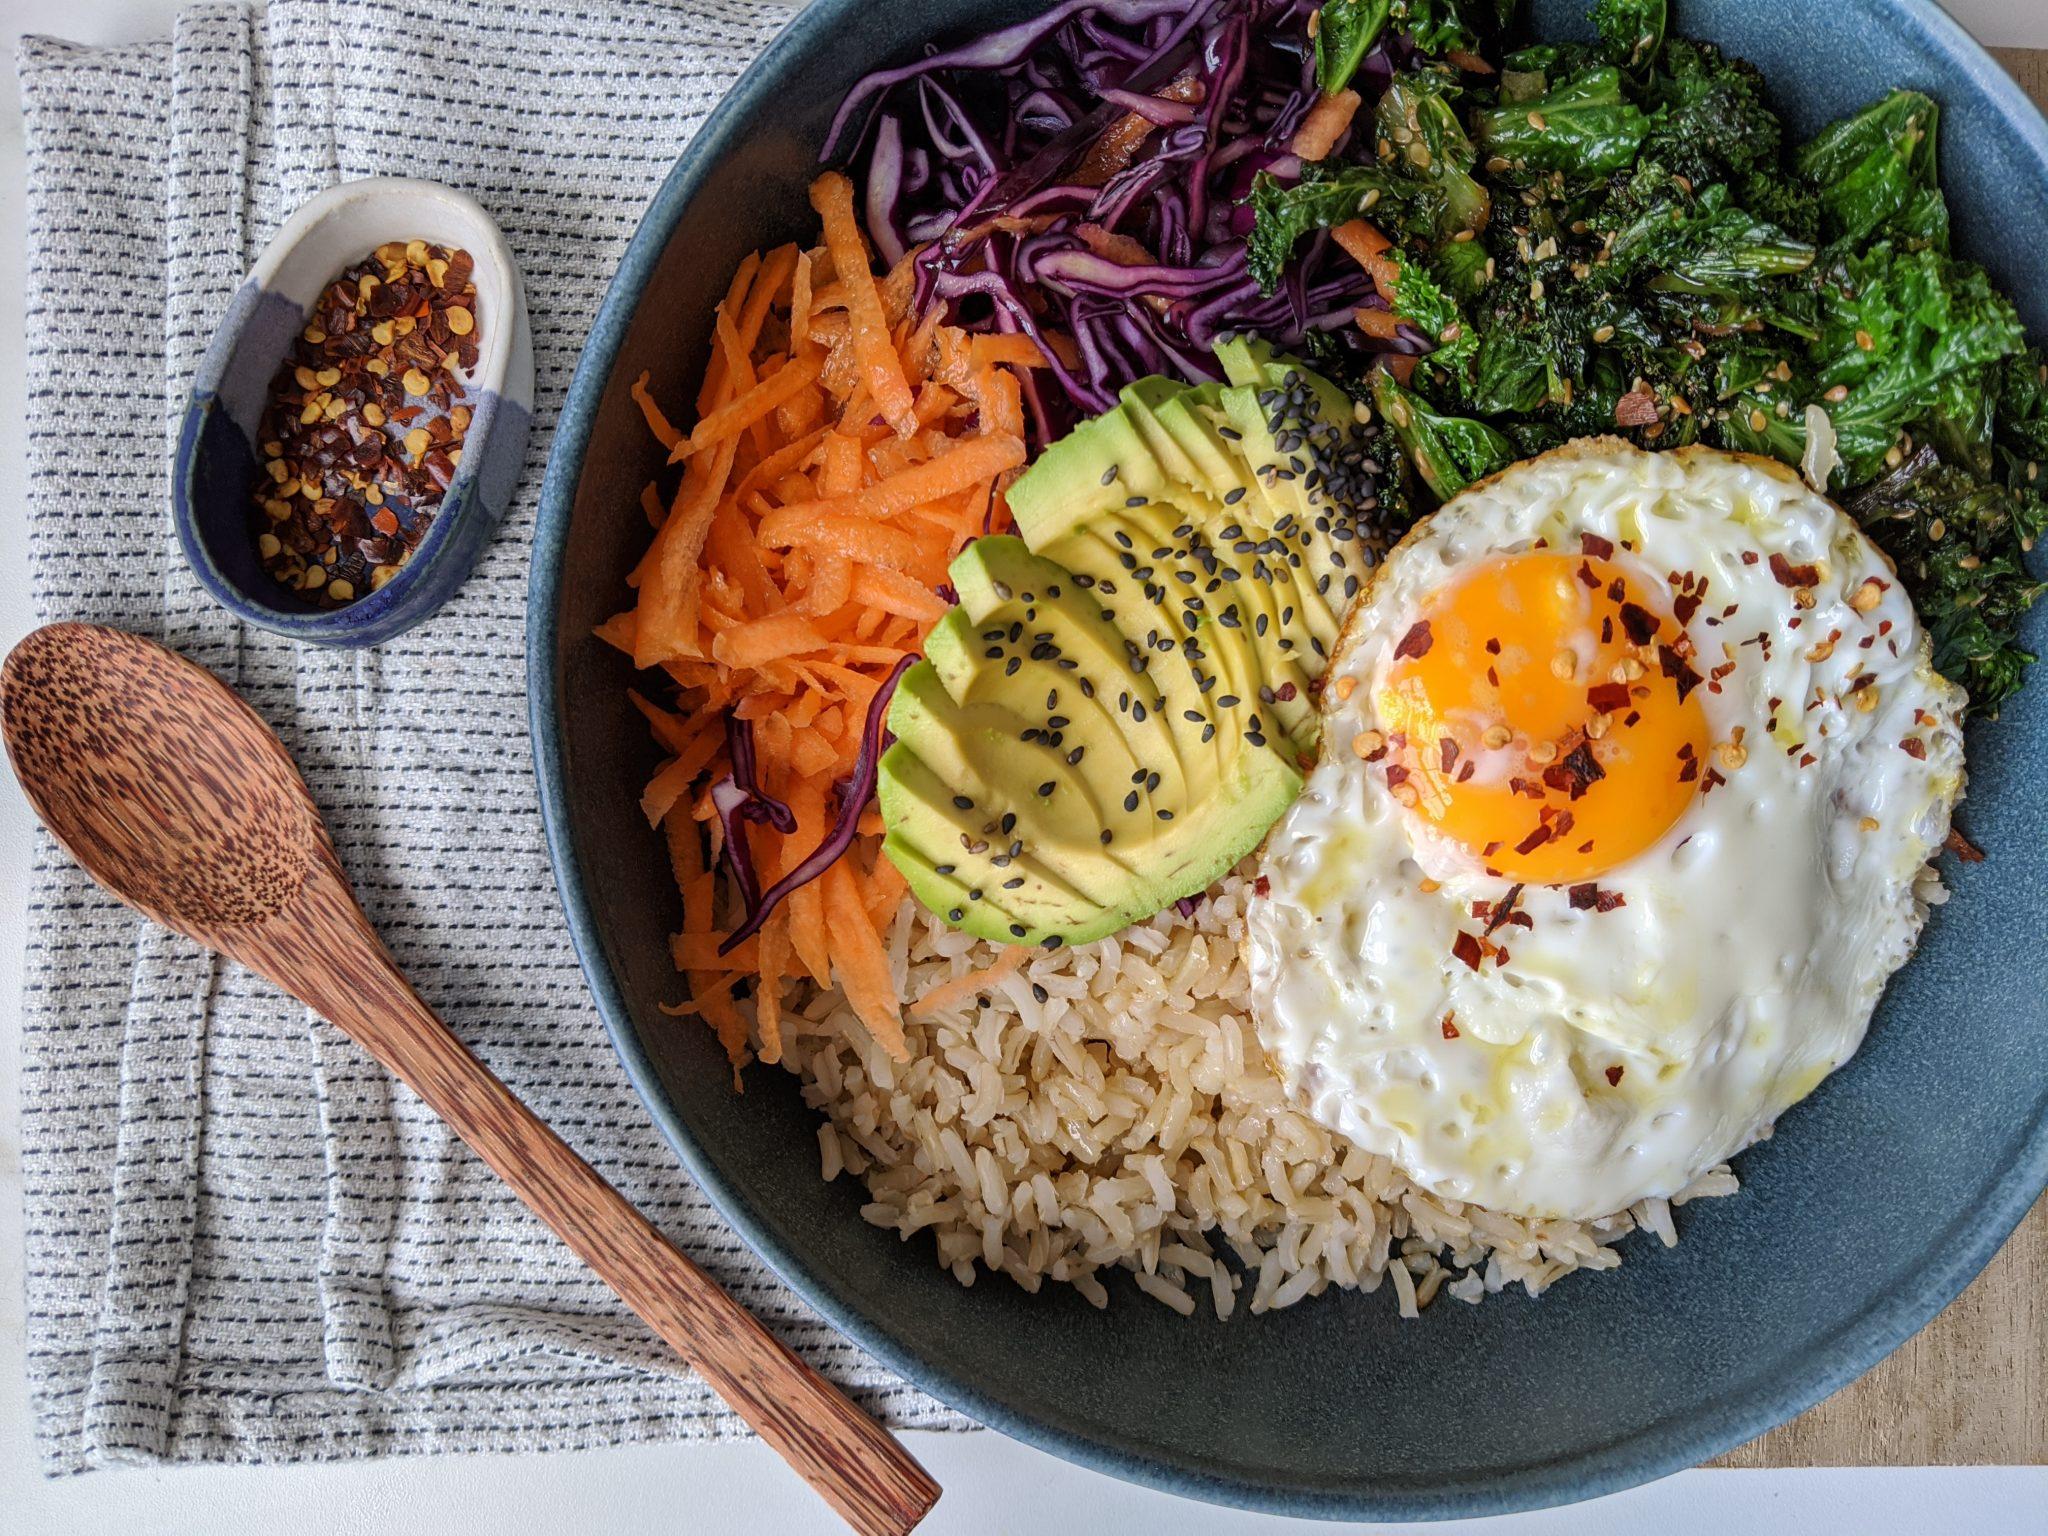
880, 346, 1382, 948
880, 536, 1302, 948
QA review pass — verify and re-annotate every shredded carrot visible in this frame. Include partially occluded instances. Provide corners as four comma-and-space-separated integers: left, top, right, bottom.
810, 171, 918, 437
1355, 305, 1404, 341
1291, 88, 1362, 163
607, 175, 1038, 1076
911, 947, 1027, 1018
1331, 219, 1402, 308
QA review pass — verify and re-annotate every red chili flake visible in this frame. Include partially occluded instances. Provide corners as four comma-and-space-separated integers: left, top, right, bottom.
1741, 551, 1760, 565
1544, 741, 1607, 800
1568, 882, 1598, 908
1900, 737, 1927, 759
1441, 1015, 1460, 1040
1702, 766, 1727, 794
1439, 736, 1460, 773
1577, 562, 1602, 589
1614, 602, 1658, 645
1604, 1064, 1625, 1087
1482, 840, 1502, 857
1677, 757, 1700, 783
1514, 823, 1553, 856
1606, 578, 1626, 603
1482, 883, 1526, 937
1485, 637, 1502, 655
1658, 644, 1703, 702
1798, 752, 1817, 767
1394, 621, 1434, 660
1385, 763, 1411, 787
1614, 386, 1660, 428
1944, 827, 1985, 863
1769, 552, 1820, 587
1274, 681, 1298, 702
1600, 616, 1614, 644
1587, 681, 1633, 713
1457, 759, 1476, 783
1581, 532, 1615, 559
1486, 666, 1501, 688
249, 240, 480, 608
1452, 931, 1484, 970
1673, 594, 1701, 625
1254, 875, 1272, 896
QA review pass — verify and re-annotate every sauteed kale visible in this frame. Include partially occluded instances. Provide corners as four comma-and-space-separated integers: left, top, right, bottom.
1256, 0, 2044, 712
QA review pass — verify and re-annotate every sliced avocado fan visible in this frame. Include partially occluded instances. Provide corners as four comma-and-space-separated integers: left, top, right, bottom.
879, 342, 1386, 949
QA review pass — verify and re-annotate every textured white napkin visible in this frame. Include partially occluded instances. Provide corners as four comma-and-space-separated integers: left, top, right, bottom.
17, 0, 968, 1472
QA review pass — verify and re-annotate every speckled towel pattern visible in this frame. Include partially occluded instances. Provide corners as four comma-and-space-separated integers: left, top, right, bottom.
17, 0, 969, 1473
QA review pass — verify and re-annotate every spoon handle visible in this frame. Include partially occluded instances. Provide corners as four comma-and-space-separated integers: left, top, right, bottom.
280, 880, 940, 1536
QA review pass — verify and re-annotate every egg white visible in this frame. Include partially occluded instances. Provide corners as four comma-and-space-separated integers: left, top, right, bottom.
1246, 440, 1966, 1221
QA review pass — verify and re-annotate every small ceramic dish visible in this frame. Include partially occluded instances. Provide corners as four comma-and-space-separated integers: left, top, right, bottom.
173, 177, 533, 647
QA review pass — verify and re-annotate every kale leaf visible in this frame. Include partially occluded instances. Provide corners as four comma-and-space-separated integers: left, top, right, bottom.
1795, 90, 1948, 249
1246, 165, 1440, 292
1316, 0, 1393, 94
1372, 368, 1517, 499
1375, 72, 1491, 237
1473, 65, 1652, 180
1593, 0, 1665, 71
1850, 447, 2047, 714
1812, 242, 2024, 481
1316, 0, 1513, 94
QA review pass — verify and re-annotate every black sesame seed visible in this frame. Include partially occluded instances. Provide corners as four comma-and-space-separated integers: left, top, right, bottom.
952, 796, 973, 810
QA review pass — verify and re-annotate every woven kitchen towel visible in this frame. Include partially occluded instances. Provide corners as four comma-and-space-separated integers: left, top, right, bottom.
18, 0, 973, 1473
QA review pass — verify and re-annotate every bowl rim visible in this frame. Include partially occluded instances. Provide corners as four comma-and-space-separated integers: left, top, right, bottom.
173, 177, 530, 647
528, 0, 2048, 1518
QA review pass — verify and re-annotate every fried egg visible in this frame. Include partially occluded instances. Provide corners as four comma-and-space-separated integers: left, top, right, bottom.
1246, 440, 1965, 1221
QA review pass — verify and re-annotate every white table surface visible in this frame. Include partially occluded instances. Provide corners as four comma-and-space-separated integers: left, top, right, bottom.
3, 2, 2046, 1532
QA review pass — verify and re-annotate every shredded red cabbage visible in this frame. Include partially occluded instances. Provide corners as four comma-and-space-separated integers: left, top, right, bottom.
707, 716, 798, 915
718, 655, 916, 954
828, 0, 1403, 443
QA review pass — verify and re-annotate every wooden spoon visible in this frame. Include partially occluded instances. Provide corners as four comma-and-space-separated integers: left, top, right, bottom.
0, 622, 939, 1536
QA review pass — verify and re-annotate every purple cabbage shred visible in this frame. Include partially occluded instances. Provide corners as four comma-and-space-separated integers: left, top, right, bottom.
828, 0, 1401, 445
718, 655, 917, 954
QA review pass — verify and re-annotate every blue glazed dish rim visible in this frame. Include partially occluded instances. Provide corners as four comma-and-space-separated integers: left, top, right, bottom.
528, 0, 2048, 1518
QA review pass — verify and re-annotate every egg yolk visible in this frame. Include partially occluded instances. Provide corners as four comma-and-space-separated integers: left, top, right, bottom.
1373, 548, 1709, 884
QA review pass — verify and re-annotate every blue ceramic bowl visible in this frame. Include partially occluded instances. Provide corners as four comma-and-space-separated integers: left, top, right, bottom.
531, 1, 2048, 1519
175, 178, 534, 648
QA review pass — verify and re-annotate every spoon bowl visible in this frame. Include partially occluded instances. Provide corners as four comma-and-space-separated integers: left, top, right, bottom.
2, 623, 320, 937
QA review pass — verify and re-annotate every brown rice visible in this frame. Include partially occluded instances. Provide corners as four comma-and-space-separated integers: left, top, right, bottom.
758, 868, 1737, 1318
